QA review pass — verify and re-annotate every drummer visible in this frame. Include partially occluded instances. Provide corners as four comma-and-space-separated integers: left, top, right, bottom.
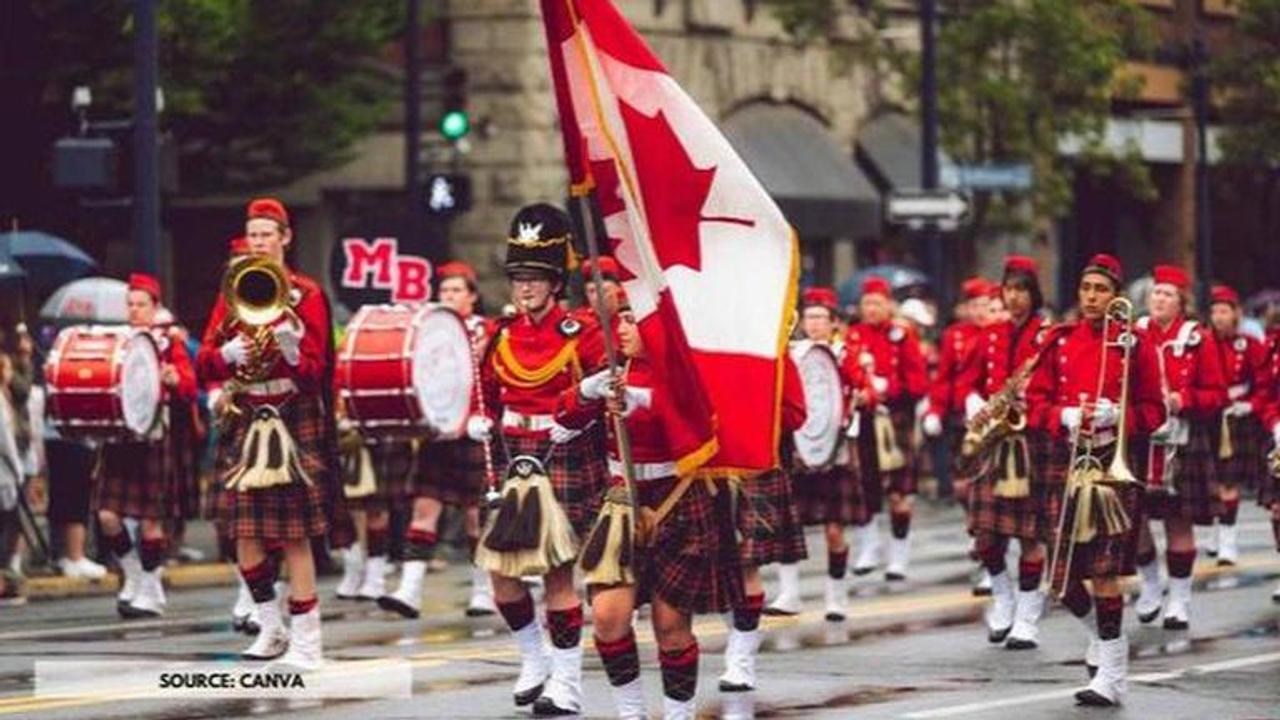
379, 260, 499, 619
95, 272, 197, 618
768, 287, 875, 622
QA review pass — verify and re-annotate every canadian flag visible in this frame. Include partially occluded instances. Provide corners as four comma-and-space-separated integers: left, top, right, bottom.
540, 0, 798, 473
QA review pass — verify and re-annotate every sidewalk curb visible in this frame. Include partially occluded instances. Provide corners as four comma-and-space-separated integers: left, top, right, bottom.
26, 563, 235, 600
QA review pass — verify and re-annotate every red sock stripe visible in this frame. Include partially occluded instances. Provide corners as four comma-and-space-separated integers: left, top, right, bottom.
1221, 498, 1240, 525
890, 512, 911, 539
366, 527, 389, 557
595, 630, 638, 657
406, 528, 438, 545
239, 559, 274, 584
743, 593, 765, 612
288, 595, 318, 615
497, 595, 535, 632
659, 642, 699, 668
1167, 549, 1197, 578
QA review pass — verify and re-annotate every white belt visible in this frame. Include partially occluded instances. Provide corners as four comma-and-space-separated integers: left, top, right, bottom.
243, 378, 297, 397
608, 458, 676, 481
1229, 383, 1249, 400
502, 409, 556, 432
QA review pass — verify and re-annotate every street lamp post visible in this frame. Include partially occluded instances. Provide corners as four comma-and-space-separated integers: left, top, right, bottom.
920, 0, 949, 315
133, 0, 160, 275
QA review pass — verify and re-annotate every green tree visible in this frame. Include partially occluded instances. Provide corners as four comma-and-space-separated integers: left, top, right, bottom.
6, 0, 404, 199
763, 0, 1154, 236
1210, 0, 1280, 166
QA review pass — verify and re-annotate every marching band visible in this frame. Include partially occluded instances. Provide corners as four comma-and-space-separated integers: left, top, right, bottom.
34, 193, 1280, 718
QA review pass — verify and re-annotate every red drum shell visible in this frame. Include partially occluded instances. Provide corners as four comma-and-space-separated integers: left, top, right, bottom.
46, 326, 161, 439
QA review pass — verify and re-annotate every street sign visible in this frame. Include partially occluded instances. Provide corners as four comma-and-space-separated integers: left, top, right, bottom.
886, 189, 970, 231
940, 163, 1033, 191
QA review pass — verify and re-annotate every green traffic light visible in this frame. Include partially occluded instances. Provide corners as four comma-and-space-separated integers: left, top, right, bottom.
440, 110, 470, 140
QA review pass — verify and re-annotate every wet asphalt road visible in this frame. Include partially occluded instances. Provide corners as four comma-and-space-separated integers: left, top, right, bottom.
1, 502, 1277, 719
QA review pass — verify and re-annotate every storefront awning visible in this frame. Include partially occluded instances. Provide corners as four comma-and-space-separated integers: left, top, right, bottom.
723, 104, 879, 238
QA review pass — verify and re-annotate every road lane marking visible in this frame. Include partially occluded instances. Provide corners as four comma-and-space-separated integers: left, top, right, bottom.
903, 651, 1280, 718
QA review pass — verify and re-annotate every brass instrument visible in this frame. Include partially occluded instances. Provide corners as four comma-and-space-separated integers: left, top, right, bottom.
1146, 338, 1188, 495
958, 335, 1057, 480
1050, 297, 1139, 597
215, 256, 299, 428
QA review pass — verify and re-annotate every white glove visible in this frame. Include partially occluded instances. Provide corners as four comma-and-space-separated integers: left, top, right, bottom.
466, 416, 493, 443
337, 417, 357, 433
922, 413, 943, 438
871, 375, 889, 394
549, 421, 582, 444
1227, 400, 1252, 418
206, 387, 223, 413
272, 322, 304, 366
845, 413, 862, 439
1092, 398, 1119, 429
964, 392, 986, 421
220, 336, 248, 367
1061, 407, 1083, 432
621, 387, 652, 418
579, 370, 612, 401
1272, 422, 1280, 446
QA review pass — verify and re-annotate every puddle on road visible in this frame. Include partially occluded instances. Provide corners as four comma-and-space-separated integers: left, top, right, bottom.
704, 685, 925, 718
762, 609, 985, 655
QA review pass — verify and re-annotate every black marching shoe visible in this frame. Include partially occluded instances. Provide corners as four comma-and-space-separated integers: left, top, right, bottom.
531, 696, 577, 716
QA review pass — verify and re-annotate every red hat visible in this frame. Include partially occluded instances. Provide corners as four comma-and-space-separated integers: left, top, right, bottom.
228, 236, 249, 257
128, 272, 161, 302
801, 286, 840, 311
1082, 253, 1123, 287
986, 282, 1003, 300
246, 197, 289, 227
961, 277, 989, 300
1152, 264, 1191, 291
1210, 284, 1240, 307
436, 260, 477, 283
1004, 255, 1038, 276
580, 255, 620, 282
862, 276, 892, 299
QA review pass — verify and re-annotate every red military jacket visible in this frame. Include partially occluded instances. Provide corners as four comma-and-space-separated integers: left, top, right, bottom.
1260, 329, 1280, 432
781, 352, 807, 433
1214, 327, 1269, 415
925, 320, 981, 419
196, 269, 332, 397
1135, 315, 1228, 423
150, 326, 198, 404
481, 304, 605, 439
1026, 319, 1163, 438
974, 314, 1053, 398
848, 320, 928, 406
555, 355, 670, 470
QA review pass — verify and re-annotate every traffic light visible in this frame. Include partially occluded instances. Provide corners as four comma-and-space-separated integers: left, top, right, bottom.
439, 67, 469, 141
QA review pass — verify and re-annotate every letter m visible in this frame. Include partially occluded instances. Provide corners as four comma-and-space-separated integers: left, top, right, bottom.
342, 237, 397, 290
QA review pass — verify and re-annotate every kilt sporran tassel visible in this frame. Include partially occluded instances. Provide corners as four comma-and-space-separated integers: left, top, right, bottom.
993, 435, 1032, 499
579, 485, 636, 587
475, 455, 579, 578
225, 406, 313, 491
874, 409, 905, 472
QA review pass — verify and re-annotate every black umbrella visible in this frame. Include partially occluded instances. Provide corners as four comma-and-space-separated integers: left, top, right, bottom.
0, 230, 97, 298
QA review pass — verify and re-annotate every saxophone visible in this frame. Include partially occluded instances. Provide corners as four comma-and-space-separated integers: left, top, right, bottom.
958, 334, 1055, 472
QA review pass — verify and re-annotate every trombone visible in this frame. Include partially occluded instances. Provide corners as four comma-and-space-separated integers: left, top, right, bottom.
1049, 297, 1140, 597
1147, 338, 1188, 496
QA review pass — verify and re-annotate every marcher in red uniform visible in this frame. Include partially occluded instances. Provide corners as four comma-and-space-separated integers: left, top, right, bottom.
849, 277, 928, 580
94, 273, 197, 618
922, 278, 992, 594
1131, 265, 1227, 631
768, 287, 874, 621
378, 260, 497, 619
720, 350, 807, 694
1205, 285, 1269, 566
197, 198, 335, 670
558, 300, 742, 720
966, 256, 1059, 648
1026, 254, 1162, 706
1259, 315, 1280, 604
472, 203, 609, 714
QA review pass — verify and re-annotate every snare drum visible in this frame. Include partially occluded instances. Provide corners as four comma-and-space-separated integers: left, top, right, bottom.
46, 325, 163, 439
791, 340, 846, 470
337, 304, 474, 438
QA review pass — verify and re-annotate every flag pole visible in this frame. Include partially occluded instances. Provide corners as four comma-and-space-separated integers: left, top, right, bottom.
575, 192, 638, 516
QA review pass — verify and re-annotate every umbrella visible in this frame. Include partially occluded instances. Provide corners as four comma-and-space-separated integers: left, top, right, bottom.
837, 264, 931, 307
40, 277, 129, 325
0, 230, 97, 298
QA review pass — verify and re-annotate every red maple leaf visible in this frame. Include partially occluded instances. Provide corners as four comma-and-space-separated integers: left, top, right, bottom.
618, 102, 716, 273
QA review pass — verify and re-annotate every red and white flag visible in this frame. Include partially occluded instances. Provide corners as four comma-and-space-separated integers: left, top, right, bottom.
540, 0, 798, 473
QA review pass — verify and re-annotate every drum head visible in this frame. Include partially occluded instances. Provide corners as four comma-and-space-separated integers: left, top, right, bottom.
792, 342, 844, 469
410, 306, 474, 439
120, 331, 162, 436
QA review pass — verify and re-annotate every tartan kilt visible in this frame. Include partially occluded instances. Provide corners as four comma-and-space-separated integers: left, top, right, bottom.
216, 395, 330, 541
94, 439, 177, 520
737, 467, 808, 567
501, 426, 608, 538
1133, 423, 1221, 525
968, 431, 1053, 544
1259, 451, 1280, 508
343, 439, 418, 513
791, 445, 867, 526
1044, 439, 1141, 593
1215, 414, 1265, 492
418, 438, 490, 508
856, 403, 918, 509
634, 477, 745, 615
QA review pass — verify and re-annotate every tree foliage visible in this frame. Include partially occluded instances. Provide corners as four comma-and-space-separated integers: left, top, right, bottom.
9, 0, 404, 196
1210, 0, 1280, 166
763, 0, 1154, 234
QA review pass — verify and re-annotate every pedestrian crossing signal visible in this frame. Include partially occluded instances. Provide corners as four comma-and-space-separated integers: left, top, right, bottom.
424, 174, 472, 216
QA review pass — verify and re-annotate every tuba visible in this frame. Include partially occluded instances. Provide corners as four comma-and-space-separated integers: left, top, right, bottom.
1050, 297, 1139, 597
221, 255, 297, 384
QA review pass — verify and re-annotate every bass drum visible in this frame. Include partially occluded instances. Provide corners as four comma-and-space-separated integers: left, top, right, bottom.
337, 304, 474, 439
46, 325, 163, 439
790, 340, 846, 470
